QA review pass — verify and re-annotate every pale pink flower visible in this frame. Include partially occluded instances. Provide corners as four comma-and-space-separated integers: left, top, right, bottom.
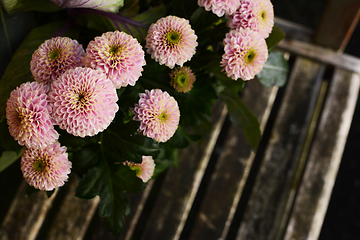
21, 142, 71, 191
30, 36, 85, 87
132, 89, 180, 142
85, 30, 146, 89
221, 28, 268, 81
124, 156, 156, 182
226, 0, 274, 39
145, 16, 198, 69
170, 66, 196, 93
6, 82, 59, 149
48, 67, 119, 138
198, 0, 240, 17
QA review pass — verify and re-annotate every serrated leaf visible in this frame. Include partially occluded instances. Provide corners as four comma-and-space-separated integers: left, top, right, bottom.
75, 152, 144, 235
221, 88, 261, 149
1, 0, 61, 14
50, 0, 124, 13
72, 4, 166, 42
257, 51, 288, 87
266, 24, 286, 52
0, 21, 68, 122
104, 121, 160, 163
0, 150, 21, 172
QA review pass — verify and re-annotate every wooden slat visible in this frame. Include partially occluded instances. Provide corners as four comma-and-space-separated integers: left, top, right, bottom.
236, 57, 325, 240
274, 17, 315, 43
188, 80, 278, 240
284, 69, 360, 240
277, 39, 360, 74
0, 181, 57, 240
314, 0, 360, 52
138, 102, 228, 240
43, 176, 99, 240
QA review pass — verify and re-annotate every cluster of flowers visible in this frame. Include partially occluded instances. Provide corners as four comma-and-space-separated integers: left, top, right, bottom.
199, 0, 274, 80
5, 0, 274, 192
6, 15, 202, 190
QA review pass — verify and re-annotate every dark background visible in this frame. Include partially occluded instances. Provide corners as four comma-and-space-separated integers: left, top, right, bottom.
271, 0, 360, 239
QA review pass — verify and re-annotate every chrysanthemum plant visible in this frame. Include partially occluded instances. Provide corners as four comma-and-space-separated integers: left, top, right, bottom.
0, 0, 288, 235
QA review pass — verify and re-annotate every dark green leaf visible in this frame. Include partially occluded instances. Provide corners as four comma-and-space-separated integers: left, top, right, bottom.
163, 127, 189, 149
170, 0, 198, 19
0, 150, 21, 172
1, 0, 61, 14
221, 88, 261, 149
266, 24, 286, 52
51, 0, 124, 13
72, 4, 166, 42
72, 143, 101, 177
257, 51, 288, 87
104, 120, 160, 163
153, 146, 178, 178
76, 153, 144, 235
0, 21, 68, 121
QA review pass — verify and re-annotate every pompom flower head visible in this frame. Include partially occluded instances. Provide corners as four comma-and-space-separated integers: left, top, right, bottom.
198, 0, 240, 17
132, 89, 180, 142
124, 156, 156, 183
49, 67, 119, 138
221, 28, 268, 81
85, 30, 146, 89
30, 36, 85, 86
21, 142, 71, 191
226, 0, 274, 39
170, 66, 196, 93
6, 81, 59, 149
145, 16, 198, 69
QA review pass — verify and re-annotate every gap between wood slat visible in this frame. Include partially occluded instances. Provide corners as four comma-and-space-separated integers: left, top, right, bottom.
173, 106, 228, 240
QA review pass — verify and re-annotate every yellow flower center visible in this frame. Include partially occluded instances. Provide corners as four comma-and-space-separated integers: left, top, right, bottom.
245, 49, 256, 64
33, 159, 46, 172
158, 111, 168, 123
49, 48, 61, 61
165, 30, 182, 46
109, 45, 122, 56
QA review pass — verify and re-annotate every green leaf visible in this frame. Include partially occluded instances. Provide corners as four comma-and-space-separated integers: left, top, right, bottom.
221, 88, 261, 149
266, 24, 286, 52
104, 120, 160, 163
153, 146, 178, 178
0, 21, 67, 122
76, 153, 144, 235
0, 150, 21, 172
1, 0, 61, 14
72, 4, 166, 42
257, 51, 288, 87
170, 0, 199, 19
51, 0, 124, 13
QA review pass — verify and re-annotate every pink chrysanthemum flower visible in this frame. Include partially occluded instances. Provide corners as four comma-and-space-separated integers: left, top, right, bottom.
226, 0, 274, 39
6, 82, 59, 149
145, 16, 198, 69
221, 28, 268, 81
124, 156, 156, 182
21, 142, 71, 191
170, 66, 196, 93
198, 0, 240, 17
84, 30, 146, 89
30, 36, 85, 86
48, 67, 119, 138
132, 89, 180, 142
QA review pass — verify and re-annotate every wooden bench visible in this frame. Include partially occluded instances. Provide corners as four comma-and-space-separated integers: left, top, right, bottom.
1, 1, 360, 239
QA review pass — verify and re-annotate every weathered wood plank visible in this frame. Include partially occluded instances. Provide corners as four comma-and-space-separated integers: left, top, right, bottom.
274, 17, 315, 43
43, 176, 99, 240
236, 57, 325, 240
314, 0, 360, 52
277, 39, 360, 74
188, 79, 278, 240
138, 102, 228, 240
283, 69, 360, 240
0, 181, 57, 240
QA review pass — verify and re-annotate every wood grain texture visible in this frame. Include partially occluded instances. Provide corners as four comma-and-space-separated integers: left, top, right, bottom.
138, 102, 228, 240
284, 69, 360, 240
188, 79, 278, 240
236, 57, 325, 240
277, 39, 360, 74
43, 176, 99, 240
0, 181, 57, 240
